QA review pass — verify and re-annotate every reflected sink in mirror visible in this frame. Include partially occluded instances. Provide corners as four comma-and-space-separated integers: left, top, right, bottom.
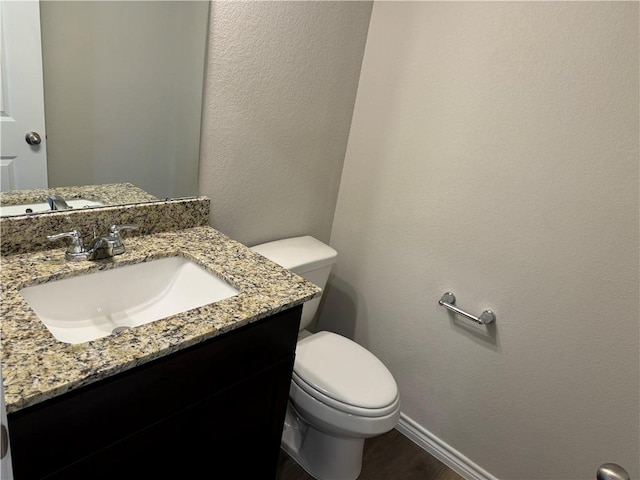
0, 198, 104, 217
19, 257, 240, 344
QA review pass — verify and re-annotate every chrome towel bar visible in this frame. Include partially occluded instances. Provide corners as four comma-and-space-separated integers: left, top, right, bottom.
438, 292, 496, 325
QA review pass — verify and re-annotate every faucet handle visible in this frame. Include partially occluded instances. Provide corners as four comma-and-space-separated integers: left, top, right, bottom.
47, 230, 84, 254
109, 224, 137, 237
109, 224, 137, 255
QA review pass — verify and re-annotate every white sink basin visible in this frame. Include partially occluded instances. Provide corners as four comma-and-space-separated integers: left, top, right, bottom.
19, 256, 240, 344
0, 198, 104, 216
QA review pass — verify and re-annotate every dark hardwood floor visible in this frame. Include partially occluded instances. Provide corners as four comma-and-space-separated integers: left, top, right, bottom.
275, 428, 464, 480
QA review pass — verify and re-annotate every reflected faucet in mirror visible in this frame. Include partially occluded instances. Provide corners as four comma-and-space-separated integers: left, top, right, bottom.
46, 195, 70, 211
0, 183, 159, 218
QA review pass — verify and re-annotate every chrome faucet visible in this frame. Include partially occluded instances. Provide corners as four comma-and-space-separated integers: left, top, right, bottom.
47, 195, 70, 211
47, 224, 137, 261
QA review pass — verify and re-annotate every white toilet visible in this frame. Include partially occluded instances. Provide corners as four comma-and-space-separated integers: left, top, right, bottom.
251, 236, 400, 480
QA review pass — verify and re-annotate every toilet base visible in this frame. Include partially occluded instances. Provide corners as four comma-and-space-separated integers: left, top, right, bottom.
281, 403, 365, 480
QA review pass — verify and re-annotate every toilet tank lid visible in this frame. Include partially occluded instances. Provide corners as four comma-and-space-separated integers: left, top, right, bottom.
250, 236, 337, 272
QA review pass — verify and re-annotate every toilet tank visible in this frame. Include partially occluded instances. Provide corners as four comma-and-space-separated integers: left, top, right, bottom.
250, 236, 337, 330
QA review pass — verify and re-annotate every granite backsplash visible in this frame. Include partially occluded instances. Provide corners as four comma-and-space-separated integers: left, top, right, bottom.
0, 197, 210, 256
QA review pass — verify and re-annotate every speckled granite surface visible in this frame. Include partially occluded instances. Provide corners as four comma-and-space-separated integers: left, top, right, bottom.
1, 197, 210, 256
1, 226, 321, 414
0, 183, 158, 210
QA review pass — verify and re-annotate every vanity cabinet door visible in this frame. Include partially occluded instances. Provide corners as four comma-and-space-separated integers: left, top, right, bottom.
7, 306, 301, 479
45, 357, 294, 479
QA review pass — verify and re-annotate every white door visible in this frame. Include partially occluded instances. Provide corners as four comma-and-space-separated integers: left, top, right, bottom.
0, 0, 48, 192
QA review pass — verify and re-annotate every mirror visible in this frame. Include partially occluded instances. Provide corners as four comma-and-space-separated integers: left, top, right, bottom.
1, 1, 209, 216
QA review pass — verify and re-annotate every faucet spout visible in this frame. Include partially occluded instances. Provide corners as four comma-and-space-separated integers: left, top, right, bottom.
84, 236, 117, 260
47, 195, 70, 211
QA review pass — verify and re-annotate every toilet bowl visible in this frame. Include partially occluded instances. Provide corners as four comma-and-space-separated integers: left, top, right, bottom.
251, 236, 400, 480
283, 331, 401, 479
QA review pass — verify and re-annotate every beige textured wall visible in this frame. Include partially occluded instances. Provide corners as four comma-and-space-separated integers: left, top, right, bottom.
320, 2, 639, 479
198, 1, 372, 246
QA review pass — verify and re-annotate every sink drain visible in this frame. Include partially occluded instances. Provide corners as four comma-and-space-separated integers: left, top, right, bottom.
112, 326, 131, 334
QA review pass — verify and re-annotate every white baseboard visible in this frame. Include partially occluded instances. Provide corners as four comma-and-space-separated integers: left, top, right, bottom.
395, 413, 499, 480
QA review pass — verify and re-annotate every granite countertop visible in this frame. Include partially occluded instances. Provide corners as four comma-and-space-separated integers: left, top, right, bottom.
0, 226, 321, 414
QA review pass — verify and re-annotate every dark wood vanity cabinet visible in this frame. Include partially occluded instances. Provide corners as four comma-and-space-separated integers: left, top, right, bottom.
7, 305, 302, 480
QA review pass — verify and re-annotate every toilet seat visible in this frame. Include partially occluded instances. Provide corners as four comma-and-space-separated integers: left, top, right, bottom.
292, 372, 399, 418
293, 331, 399, 417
